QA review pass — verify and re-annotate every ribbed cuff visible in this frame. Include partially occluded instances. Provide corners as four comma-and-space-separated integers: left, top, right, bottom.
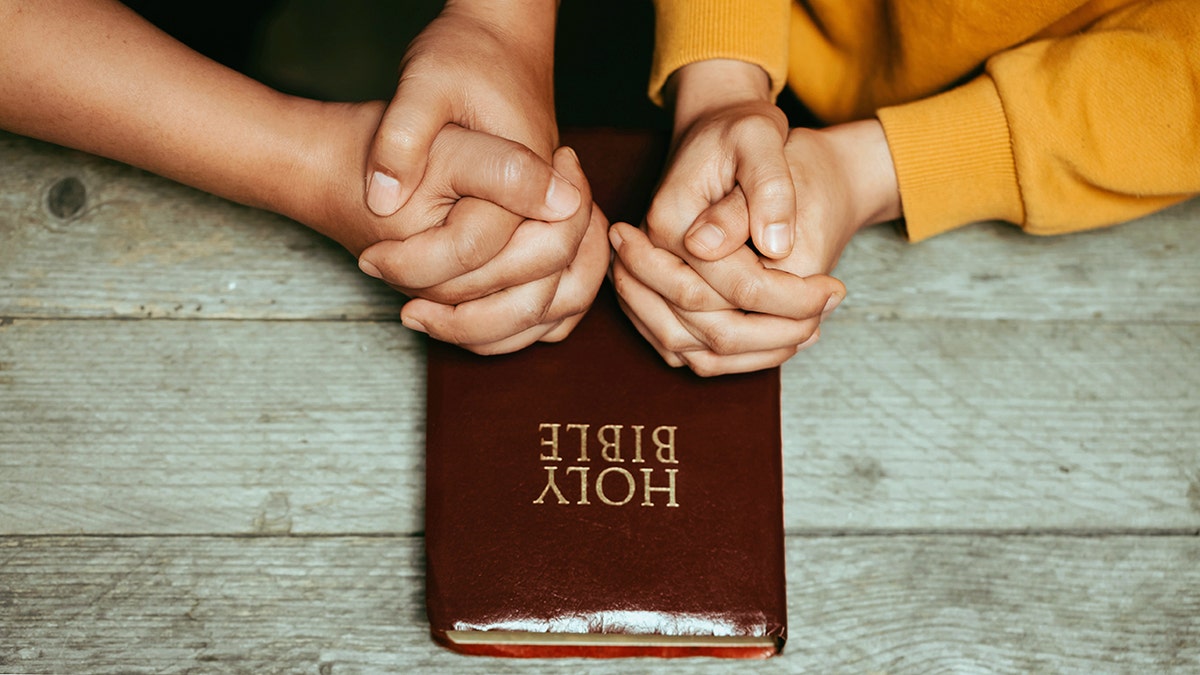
877, 76, 1025, 242
648, 0, 790, 106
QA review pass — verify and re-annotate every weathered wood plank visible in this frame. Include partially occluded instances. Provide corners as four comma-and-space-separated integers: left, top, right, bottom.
3, 317, 1196, 535
3, 130, 1198, 323
786, 315, 1200, 531
1, 535, 1196, 673
0, 319, 425, 536
0, 132, 402, 321
835, 203, 1200, 323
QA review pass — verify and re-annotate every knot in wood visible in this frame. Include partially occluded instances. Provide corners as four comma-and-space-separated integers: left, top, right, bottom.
47, 176, 87, 220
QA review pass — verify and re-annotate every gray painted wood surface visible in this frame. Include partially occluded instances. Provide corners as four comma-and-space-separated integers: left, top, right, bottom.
3, 536, 1197, 674
2, 130, 1198, 673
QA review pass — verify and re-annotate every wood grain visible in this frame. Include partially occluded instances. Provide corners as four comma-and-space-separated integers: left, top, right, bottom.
0, 132, 402, 322
3, 317, 1196, 535
3, 122, 1198, 674
2, 535, 1196, 674
3, 130, 1198, 324
0, 319, 424, 536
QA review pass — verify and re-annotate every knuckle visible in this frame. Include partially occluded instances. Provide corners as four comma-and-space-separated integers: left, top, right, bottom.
515, 290, 555, 328
645, 201, 670, 229
674, 277, 713, 311
756, 174, 793, 202
727, 272, 765, 309
544, 237, 575, 269
699, 322, 741, 356
681, 353, 722, 378
646, 226, 674, 251
614, 238, 648, 270
471, 339, 527, 356
493, 147, 540, 194
423, 318, 463, 346
419, 287, 465, 306
659, 328, 697, 354
448, 225, 492, 273
378, 124, 424, 157
553, 288, 593, 319
798, 326, 822, 351
539, 319, 574, 344
441, 328, 472, 348
761, 105, 789, 131
385, 280, 416, 297
732, 110, 786, 141
463, 342, 498, 355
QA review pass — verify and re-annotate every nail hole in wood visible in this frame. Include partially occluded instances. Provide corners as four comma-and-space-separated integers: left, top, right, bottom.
47, 177, 87, 219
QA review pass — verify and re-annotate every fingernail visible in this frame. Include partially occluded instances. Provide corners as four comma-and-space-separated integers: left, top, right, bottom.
800, 327, 822, 349
402, 316, 427, 334
762, 222, 792, 256
608, 225, 624, 249
822, 293, 843, 316
545, 174, 581, 219
367, 171, 401, 216
358, 258, 383, 280
689, 223, 726, 253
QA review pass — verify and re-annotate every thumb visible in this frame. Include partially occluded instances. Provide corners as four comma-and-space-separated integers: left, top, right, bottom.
436, 128, 582, 223
734, 139, 796, 259
684, 189, 751, 261
365, 79, 454, 216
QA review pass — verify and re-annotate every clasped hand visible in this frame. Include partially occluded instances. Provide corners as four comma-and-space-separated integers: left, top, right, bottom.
609, 60, 899, 376
358, 127, 609, 355
331, 2, 607, 355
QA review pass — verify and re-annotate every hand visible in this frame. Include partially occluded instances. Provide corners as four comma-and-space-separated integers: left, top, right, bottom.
362, 146, 610, 355
401, 203, 609, 355
291, 103, 604, 354
348, 125, 606, 354
310, 113, 581, 264
611, 120, 899, 376
610, 220, 843, 376
352, 0, 605, 351
683, 120, 901, 272
0, 0, 599, 354
363, 0, 561, 216
607, 58, 833, 376
651, 59, 796, 260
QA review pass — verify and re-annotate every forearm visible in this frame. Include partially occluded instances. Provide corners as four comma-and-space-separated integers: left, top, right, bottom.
432, 0, 559, 156
649, 0, 790, 107
667, 59, 774, 132
0, 0, 332, 221
443, 0, 559, 50
436, 1, 558, 113
878, 0, 1200, 241
821, 120, 901, 229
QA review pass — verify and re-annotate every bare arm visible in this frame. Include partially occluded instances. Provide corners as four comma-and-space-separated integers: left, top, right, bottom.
0, 0, 606, 353
0, 0, 331, 222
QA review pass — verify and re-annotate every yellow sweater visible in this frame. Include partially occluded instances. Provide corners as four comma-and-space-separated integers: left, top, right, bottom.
650, 0, 1200, 241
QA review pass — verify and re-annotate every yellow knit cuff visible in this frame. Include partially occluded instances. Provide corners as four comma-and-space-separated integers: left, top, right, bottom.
648, 0, 790, 106
877, 76, 1025, 242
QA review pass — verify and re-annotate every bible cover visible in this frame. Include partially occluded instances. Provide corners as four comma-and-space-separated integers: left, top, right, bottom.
423, 131, 787, 658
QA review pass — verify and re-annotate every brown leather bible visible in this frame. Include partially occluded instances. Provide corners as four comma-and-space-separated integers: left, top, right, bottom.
423, 131, 787, 658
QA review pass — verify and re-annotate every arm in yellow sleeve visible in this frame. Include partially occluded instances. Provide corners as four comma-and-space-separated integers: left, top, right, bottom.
648, 0, 791, 106
878, 0, 1200, 241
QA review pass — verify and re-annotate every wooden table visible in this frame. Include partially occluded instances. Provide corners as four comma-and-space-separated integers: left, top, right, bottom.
1, 128, 1197, 673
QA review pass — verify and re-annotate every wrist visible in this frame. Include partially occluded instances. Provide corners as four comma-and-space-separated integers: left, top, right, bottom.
668, 59, 774, 132
824, 119, 902, 229
272, 99, 388, 253
442, 0, 558, 48
433, 0, 558, 156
